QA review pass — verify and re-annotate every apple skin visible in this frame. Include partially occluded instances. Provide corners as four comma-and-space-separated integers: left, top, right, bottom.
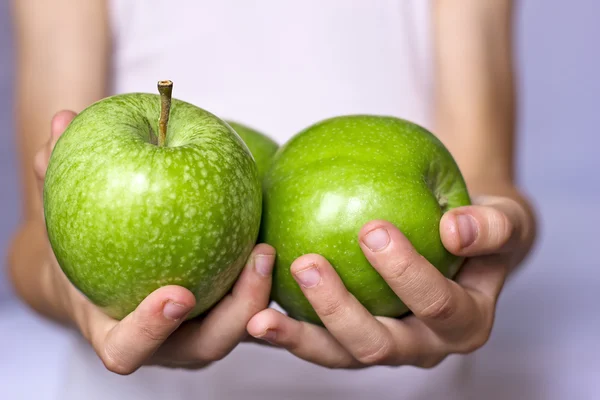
226, 121, 279, 180
260, 115, 471, 324
43, 93, 262, 320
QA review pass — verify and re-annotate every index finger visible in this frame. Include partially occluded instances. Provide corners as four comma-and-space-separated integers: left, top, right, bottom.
358, 220, 475, 336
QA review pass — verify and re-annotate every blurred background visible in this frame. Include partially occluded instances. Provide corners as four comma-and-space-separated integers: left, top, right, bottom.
1, 1, 599, 399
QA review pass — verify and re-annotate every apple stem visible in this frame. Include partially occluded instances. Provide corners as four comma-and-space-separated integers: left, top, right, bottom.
157, 80, 173, 147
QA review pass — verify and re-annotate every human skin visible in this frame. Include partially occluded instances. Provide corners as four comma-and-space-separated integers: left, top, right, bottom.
8, 0, 536, 372
245, 0, 537, 368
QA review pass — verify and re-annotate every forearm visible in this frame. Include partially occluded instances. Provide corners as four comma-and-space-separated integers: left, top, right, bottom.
433, 0, 516, 191
433, 1, 537, 269
8, 0, 109, 322
12, 0, 110, 217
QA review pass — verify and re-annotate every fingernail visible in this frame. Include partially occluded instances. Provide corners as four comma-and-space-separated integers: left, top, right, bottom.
363, 228, 390, 251
163, 301, 189, 321
293, 265, 321, 288
256, 329, 277, 343
456, 214, 478, 248
254, 254, 274, 277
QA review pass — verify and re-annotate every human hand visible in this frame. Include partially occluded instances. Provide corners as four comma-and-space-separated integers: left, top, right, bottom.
247, 189, 536, 368
35, 111, 276, 374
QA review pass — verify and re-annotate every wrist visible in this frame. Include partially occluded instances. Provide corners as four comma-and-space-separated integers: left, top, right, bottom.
8, 220, 74, 325
465, 177, 516, 198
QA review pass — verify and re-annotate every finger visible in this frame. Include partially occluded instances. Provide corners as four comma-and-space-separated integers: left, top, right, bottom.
378, 316, 448, 368
455, 255, 509, 302
152, 244, 275, 365
440, 196, 527, 257
34, 146, 51, 183
247, 308, 360, 368
288, 253, 396, 366
446, 256, 509, 351
34, 110, 78, 185
358, 220, 476, 337
248, 306, 448, 369
51, 109, 77, 140
89, 285, 195, 375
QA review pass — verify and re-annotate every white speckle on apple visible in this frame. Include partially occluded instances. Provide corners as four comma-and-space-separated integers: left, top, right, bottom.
43, 93, 262, 320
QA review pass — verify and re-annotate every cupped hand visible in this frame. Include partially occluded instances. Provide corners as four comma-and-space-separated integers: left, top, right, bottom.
247, 190, 536, 369
35, 111, 276, 374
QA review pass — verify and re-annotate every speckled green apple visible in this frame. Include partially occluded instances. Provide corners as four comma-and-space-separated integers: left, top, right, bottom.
226, 121, 279, 180
261, 115, 471, 324
43, 83, 262, 320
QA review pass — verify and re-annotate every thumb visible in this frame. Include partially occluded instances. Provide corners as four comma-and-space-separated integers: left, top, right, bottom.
34, 110, 78, 183
98, 285, 196, 375
440, 196, 524, 257
50, 110, 77, 147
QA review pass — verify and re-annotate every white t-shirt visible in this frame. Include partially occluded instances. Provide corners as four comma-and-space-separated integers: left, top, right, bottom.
59, 1, 475, 399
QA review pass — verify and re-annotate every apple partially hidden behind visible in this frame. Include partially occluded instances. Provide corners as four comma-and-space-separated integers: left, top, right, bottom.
43, 81, 262, 320
260, 115, 471, 324
226, 121, 279, 181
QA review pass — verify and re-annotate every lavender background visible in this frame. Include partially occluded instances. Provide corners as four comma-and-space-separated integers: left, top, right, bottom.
1, 1, 599, 399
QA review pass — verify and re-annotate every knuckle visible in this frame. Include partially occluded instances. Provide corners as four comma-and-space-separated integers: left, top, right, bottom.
33, 151, 47, 179
101, 344, 135, 375
387, 255, 416, 283
316, 295, 346, 320
195, 345, 228, 363
448, 300, 495, 354
457, 320, 493, 354
326, 355, 359, 370
280, 322, 308, 354
231, 286, 268, 318
489, 209, 515, 249
138, 324, 171, 343
418, 354, 447, 369
354, 340, 393, 366
242, 291, 268, 315
231, 275, 269, 314
280, 334, 301, 353
419, 291, 456, 322
244, 299, 263, 316
464, 327, 492, 353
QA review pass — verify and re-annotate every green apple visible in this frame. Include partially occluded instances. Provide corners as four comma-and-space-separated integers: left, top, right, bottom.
226, 121, 279, 180
261, 115, 471, 324
43, 81, 262, 320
